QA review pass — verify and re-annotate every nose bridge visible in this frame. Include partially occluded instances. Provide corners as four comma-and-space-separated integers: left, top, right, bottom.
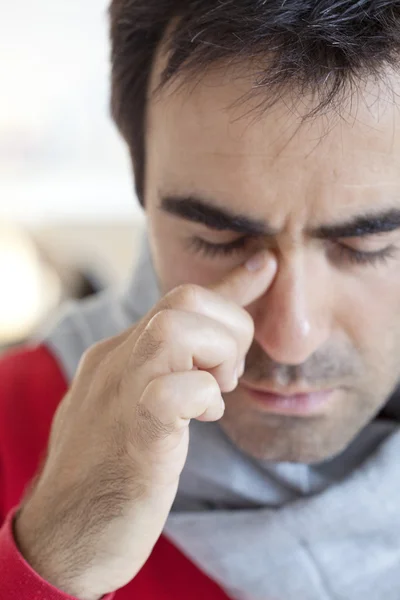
254, 256, 330, 365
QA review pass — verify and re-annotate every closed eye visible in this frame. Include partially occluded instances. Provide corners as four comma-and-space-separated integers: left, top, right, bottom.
187, 236, 250, 258
330, 242, 397, 267
188, 234, 399, 268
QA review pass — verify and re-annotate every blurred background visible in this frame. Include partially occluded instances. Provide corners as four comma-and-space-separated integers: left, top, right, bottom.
0, 0, 145, 353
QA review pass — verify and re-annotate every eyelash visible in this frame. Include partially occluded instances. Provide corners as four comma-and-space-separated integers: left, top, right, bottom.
332, 243, 396, 267
189, 236, 397, 266
189, 236, 249, 258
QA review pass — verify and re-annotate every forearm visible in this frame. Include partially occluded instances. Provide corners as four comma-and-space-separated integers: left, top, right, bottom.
0, 507, 116, 600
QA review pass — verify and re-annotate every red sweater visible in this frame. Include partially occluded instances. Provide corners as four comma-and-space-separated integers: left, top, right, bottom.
0, 345, 231, 600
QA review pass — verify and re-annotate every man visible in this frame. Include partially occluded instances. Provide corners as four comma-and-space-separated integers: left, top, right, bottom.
1, 1, 400, 598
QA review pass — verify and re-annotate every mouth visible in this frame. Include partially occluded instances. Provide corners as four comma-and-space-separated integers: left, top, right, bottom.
239, 380, 335, 416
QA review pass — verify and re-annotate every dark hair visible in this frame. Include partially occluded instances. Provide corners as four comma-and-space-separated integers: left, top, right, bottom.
109, 0, 400, 205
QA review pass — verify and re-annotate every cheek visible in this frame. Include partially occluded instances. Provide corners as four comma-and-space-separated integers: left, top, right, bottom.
336, 265, 400, 356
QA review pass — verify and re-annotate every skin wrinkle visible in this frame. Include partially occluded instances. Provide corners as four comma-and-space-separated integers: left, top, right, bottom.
132, 328, 164, 368
134, 404, 175, 447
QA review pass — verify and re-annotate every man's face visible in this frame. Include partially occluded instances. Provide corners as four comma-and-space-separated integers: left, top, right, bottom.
143, 61, 400, 463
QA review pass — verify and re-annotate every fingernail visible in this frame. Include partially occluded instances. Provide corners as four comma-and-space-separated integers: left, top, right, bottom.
245, 250, 268, 272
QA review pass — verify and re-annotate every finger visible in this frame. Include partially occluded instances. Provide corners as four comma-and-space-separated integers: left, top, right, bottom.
208, 249, 277, 308
127, 286, 252, 374
129, 309, 240, 395
124, 250, 276, 362
139, 370, 225, 437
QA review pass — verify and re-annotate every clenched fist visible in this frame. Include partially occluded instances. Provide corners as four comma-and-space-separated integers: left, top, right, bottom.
15, 249, 276, 600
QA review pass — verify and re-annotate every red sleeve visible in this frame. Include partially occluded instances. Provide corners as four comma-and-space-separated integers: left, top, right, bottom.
0, 345, 115, 600
0, 507, 115, 600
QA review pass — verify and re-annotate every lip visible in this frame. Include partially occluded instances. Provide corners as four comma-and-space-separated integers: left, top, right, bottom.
239, 380, 334, 416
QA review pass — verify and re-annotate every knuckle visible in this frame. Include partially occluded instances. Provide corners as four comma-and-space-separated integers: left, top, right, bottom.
80, 344, 103, 371
170, 283, 201, 310
149, 308, 177, 339
198, 370, 221, 395
135, 402, 174, 446
133, 325, 164, 367
144, 376, 168, 401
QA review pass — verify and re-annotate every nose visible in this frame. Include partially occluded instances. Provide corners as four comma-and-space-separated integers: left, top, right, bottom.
251, 257, 331, 366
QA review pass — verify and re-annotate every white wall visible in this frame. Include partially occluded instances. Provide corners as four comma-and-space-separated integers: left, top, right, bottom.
0, 0, 142, 224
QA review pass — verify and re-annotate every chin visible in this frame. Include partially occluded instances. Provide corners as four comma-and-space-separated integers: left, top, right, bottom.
218, 413, 358, 465
220, 384, 381, 464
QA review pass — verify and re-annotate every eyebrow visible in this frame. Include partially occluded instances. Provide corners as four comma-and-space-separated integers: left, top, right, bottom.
160, 195, 400, 239
313, 210, 400, 239
160, 195, 275, 235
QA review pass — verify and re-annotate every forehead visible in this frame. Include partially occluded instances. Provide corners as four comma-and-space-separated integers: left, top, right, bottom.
146, 61, 400, 224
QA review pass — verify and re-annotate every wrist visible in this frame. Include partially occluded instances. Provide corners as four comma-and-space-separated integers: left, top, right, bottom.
13, 505, 103, 600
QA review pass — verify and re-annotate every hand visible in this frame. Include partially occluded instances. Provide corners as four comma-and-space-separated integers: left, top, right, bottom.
15, 250, 276, 600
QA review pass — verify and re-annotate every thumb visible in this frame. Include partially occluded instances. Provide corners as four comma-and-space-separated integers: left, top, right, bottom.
209, 250, 277, 308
